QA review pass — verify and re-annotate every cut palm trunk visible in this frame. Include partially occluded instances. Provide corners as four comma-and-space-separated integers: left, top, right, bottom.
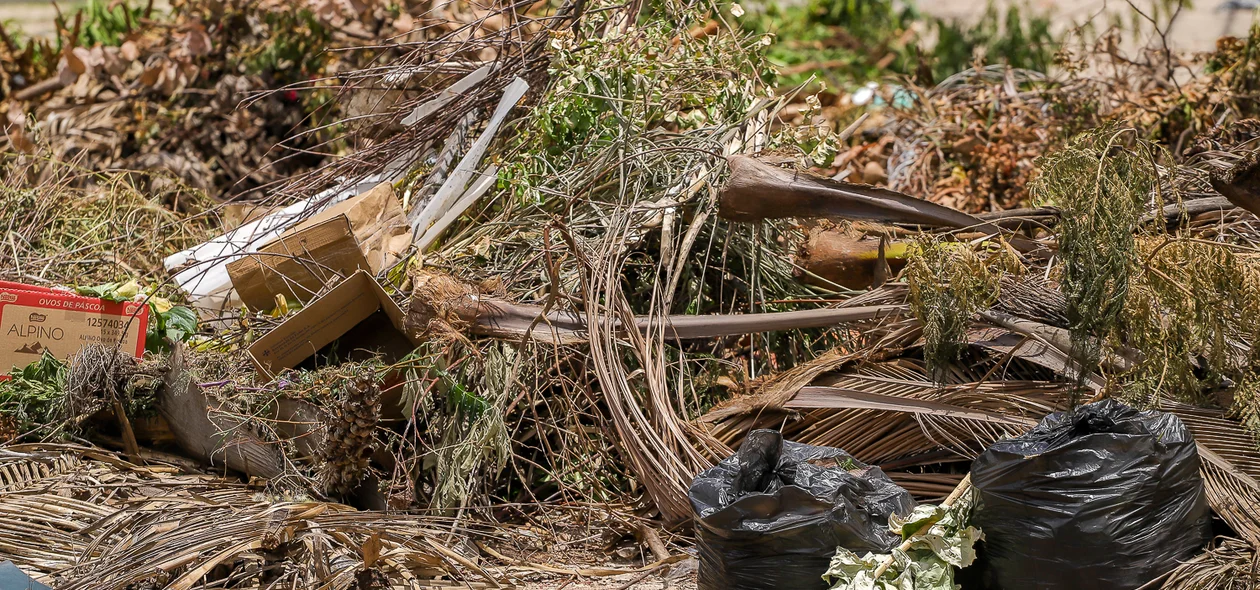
797, 230, 908, 290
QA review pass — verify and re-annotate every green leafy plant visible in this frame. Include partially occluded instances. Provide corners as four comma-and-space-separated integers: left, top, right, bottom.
931, 3, 1055, 80
148, 305, 198, 352
0, 352, 69, 439
80, 0, 146, 47
47, 0, 148, 50
1031, 127, 1156, 385
736, 0, 1057, 88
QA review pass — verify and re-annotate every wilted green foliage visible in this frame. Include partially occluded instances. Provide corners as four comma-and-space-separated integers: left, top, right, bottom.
399, 341, 511, 513
500, 12, 770, 204
905, 236, 1002, 380
1031, 127, 1156, 381
0, 352, 68, 439
1122, 240, 1260, 404
1037, 128, 1260, 416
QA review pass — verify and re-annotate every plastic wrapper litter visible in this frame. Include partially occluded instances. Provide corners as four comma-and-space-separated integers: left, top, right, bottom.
970, 399, 1212, 590
689, 429, 916, 590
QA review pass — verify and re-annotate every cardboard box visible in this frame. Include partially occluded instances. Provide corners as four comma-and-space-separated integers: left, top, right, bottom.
226, 182, 412, 311
287, 182, 412, 272
226, 216, 372, 311
247, 270, 418, 378
0, 282, 148, 374
0, 280, 57, 293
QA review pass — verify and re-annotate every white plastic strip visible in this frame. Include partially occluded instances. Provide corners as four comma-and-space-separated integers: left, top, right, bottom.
409, 76, 528, 239
416, 164, 499, 251
401, 64, 492, 127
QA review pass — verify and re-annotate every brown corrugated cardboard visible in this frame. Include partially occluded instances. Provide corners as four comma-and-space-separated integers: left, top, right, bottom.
246, 270, 418, 378
226, 216, 371, 311
226, 182, 412, 312
288, 182, 411, 272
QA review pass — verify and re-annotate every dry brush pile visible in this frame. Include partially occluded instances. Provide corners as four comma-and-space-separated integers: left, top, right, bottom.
7, 0, 1260, 588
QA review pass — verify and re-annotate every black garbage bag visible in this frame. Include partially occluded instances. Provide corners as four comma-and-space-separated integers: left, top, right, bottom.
971, 399, 1212, 590
689, 430, 916, 590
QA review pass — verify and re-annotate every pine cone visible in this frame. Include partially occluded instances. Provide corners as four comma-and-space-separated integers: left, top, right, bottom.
316, 374, 382, 498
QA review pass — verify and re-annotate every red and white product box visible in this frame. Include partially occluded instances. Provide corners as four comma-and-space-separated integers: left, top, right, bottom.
0, 282, 148, 376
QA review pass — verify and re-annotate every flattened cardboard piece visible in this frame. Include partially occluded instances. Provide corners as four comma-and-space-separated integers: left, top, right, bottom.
226, 216, 371, 311
288, 182, 411, 272
247, 270, 416, 378
0, 283, 148, 375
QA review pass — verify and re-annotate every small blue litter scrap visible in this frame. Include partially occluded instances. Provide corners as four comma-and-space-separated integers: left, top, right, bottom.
0, 561, 51, 590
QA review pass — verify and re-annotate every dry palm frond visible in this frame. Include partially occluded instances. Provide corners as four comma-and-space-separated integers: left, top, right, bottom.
161, 347, 290, 481
993, 274, 1068, 327
700, 347, 864, 434
0, 443, 499, 589
702, 346, 1068, 464
1161, 537, 1259, 590
778, 362, 1066, 466
886, 472, 966, 503
405, 268, 904, 343
1161, 397, 1260, 548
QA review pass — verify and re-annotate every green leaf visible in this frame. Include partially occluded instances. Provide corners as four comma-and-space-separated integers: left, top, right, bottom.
75, 280, 140, 302
164, 306, 198, 338
76, 281, 121, 300
145, 304, 197, 353
891, 505, 945, 539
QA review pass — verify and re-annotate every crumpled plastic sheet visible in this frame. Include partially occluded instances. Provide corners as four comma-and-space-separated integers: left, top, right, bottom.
690, 429, 916, 590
